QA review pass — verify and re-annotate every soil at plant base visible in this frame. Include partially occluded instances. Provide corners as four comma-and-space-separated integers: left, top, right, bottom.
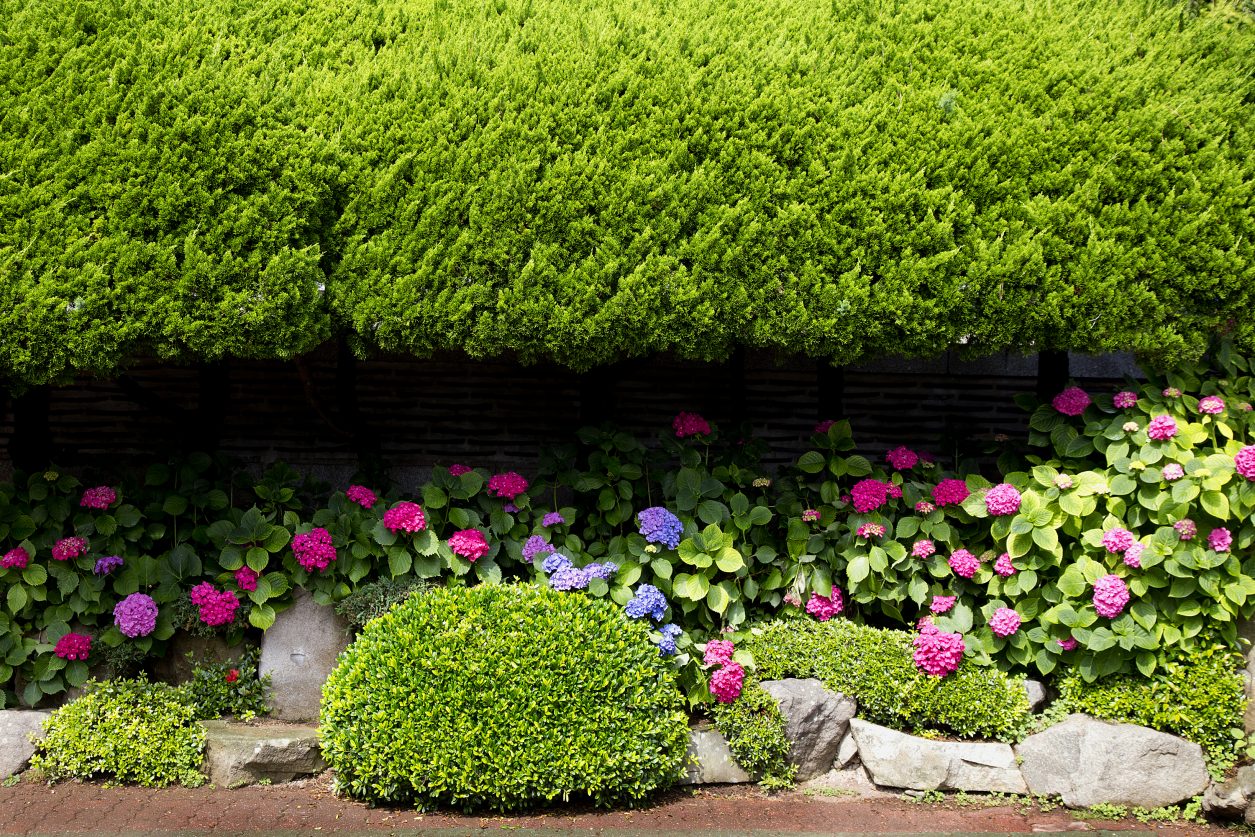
0, 777, 1226, 836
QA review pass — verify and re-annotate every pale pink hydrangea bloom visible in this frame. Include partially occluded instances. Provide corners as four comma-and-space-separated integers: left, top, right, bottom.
1235, 446, 1255, 481
1101, 528, 1135, 554
1123, 542, 1144, 569
857, 522, 885, 539
984, 483, 1021, 516
1199, 396, 1225, 415
1113, 391, 1138, 409
911, 539, 936, 559
1161, 463, 1184, 481
994, 553, 1016, 577
988, 607, 1021, 638
1146, 415, 1178, 441
1093, 575, 1130, 618
1209, 528, 1232, 553
1174, 519, 1197, 541
930, 595, 956, 614
801, 509, 820, 523
915, 501, 936, 514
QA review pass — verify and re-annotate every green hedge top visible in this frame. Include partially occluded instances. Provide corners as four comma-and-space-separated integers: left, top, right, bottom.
1, 0, 1251, 384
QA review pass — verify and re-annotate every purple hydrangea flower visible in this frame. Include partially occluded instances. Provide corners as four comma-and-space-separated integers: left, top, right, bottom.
522, 535, 551, 562
637, 507, 683, 550
549, 566, 590, 592
93, 555, 124, 576
541, 553, 573, 574
114, 593, 158, 638
542, 512, 566, 527
584, 561, 619, 581
625, 584, 668, 622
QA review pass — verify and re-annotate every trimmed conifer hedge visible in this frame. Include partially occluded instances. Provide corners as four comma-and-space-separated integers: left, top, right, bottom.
1, 0, 1251, 384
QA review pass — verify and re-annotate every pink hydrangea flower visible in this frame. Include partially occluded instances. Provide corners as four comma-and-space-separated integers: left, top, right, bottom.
703, 639, 735, 666
487, 472, 529, 500
850, 479, 890, 513
448, 529, 490, 561
383, 502, 427, 533
915, 501, 936, 515
189, 582, 240, 626
52, 537, 88, 562
1122, 421, 1140, 433
989, 607, 1021, 637
886, 483, 903, 499
814, 419, 836, 434
806, 590, 844, 622
994, 553, 1016, 577
1163, 387, 1181, 398
1174, 519, 1197, 541
801, 509, 820, 523
984, 484, 1022, 516
1113, 391, 1138, 409
913, 623, 965, 677
911, 539, 936, 559
1052, 387, 1091, 416
709, 661, 744, 703
1101, 528, 1135, 554
932, 479, 970, 507
448, 464, 473, 476
1198, 396, 1225, 415
1209, 528, 1232, 553
1123, 542, 1144, 568
1161, 463, 1184, 481
55, 633, 92, 661
293, 528, 336, 572
234, 566, 260, 592
345, 485, 377, 509
79, 486, 117, 510
1054, 474, 1074, 490
1243, 403, 1254, 413
783, 591, 802, 607
1057, 637, 1079, 651
1146, 415, 1178, 441
948, 549, 980, 579
1, 547, 29, 570
930, 595, 956, 614
672, 412, 712, 438
1236, 447, 1255, 481
857, 522, 885, 539
1093, 575, 1130, 618
885, 446, 919, 470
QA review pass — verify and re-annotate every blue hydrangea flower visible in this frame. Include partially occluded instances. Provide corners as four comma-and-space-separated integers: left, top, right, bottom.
584, 561, 618, 581
549, 566, 590, 592
657, 623, 683, 654
522, 535, 550, 562
541, 552, 573, 574
625, 584, 668, 622
637, 507, 683, 550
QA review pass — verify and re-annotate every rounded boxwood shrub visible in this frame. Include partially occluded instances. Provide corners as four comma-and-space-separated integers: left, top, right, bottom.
320, 583, 689, 811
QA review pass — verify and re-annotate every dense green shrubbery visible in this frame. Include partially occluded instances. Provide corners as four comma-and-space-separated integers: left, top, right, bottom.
333, 577, 433, 630
177, 648, 270, 722
319, 584, 689, 811
1056, 639, 1245, 773
29, 677, 205, 787
1, 0, 1252, 383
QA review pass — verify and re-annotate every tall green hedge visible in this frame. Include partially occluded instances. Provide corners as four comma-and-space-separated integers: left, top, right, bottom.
1, 0, 1251, 384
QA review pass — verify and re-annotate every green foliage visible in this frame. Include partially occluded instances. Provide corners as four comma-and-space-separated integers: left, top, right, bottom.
29, 677, 205, 787
320, 583, 689, 811
709, 685, 796, 787
176, 648, 270, 722
1, 0, 1253, 383
1056, 639, 1245, 773
333, 577, 434, 629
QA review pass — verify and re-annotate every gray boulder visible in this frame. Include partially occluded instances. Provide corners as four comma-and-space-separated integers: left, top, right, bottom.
833, 730, 859, 770
0, 710, 51, 779
677, 729, 751, 785
201, 720, 325, 787
259, 589, 350, 721
849, 719, 1026, 793
1023, 680, 1049, 713
1202, 766, 1255, 820
1016, 714, 1209, 808
760, 678, 857, 780
1241, 619, 1255, 735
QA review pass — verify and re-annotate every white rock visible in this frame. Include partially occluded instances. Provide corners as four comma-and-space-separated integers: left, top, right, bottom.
0, 710, 51, 779
678, 729, 751, 785
849, 718, 1026, 794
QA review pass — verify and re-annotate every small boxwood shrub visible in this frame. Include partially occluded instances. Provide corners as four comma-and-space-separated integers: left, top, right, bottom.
1056, 639, 1245, 775
333, 577, 434, 630
30, 677, 205, 787
320, 583, 689, 811
177, 648, 270, 722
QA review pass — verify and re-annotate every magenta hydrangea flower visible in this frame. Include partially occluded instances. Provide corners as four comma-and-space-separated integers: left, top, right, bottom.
672, 411, 712, 438
449, 529, 490, 562
930, 595, 956, 614
52, 537, 89, 562
911, 539, 936, 559
383, 502, 427, 534
1236, 447, 1255, 481
448, 464, 473, 476
994, 553, 1016, 577
487, 472, 529, 500
801, 509, 820, 523
1123, 542, 1144, 569
1209, 528, 1232, 553
55, 633, 92, 661
79, 486, 117, 510
541, 512, 566, 527
1198, 396, 1225, 415
1113, 391, 1138, 409
887, 483, 903, 499
814, 419, 836, 434
293, 528, 336, 572
932, 479, 970, 507
345, 485, 377, 509
984, 484, 1022, 516
1092, 575, 1130, 619
190, 582, 240, 627
703, 639, 735, 666
948, 549, 980, 579
709, 661, 744, 703
1146, 415, 1178, 441
1174, 519, 1197, 541
913, 623, 965, 677
1101, 528, 1135, 554
234, 566, 260, 592
885, 446, 919, 470
1057, 637, 1079, 651
988, 607, 1021, 638
806, 590, 844, 622
850, 479, 890, 513
915, 501, 936, 515
1161, 463, 1185, 481
1, 547, 29, 570
1052, 386, 1091, 416
857, 522, 885, 539
114, 593, 158, 638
